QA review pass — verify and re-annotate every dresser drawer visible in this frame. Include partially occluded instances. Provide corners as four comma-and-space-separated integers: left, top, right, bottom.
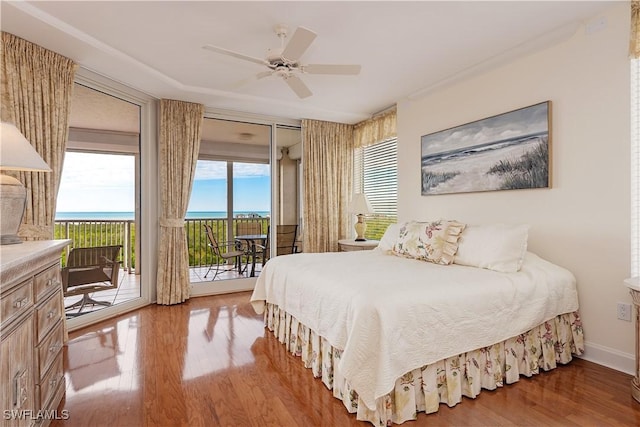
37, 321, 63, 380
0, 313, 34, 427
0, 278, 33, 329
34, 264, 62, 303
36, 291, 62, 342
36, 351, 63, 410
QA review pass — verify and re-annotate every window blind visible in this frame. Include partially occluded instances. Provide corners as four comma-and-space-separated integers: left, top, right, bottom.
632, 60, 640, 276
354, 137, 398, 239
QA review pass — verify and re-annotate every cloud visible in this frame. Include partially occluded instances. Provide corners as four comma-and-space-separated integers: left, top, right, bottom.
194, 160, 270, 180
59, 152, 134, 190
194, 161, 227, 179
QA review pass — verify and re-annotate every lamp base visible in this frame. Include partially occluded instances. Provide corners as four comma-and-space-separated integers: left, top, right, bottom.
0, 174, 26, 245
354, 214, 367, 242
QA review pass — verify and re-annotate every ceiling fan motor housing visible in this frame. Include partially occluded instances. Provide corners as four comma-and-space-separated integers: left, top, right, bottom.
267, 48, 299, 69
274, 66, 290, 78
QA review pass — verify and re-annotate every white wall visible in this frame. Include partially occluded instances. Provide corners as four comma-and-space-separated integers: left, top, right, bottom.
397, 3, 633, 372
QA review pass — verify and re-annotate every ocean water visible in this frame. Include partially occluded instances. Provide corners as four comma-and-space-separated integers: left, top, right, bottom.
55, 211, 270, 220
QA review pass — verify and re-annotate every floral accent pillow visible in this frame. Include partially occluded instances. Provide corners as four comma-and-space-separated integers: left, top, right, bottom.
392, 220, 466, 265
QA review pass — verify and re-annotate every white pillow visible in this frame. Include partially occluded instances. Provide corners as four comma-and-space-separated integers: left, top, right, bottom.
454, 224, 529, 273
375, 223, 400, 252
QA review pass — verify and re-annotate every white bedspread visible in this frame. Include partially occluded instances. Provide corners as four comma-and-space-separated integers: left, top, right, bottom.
250, 250, 578, 410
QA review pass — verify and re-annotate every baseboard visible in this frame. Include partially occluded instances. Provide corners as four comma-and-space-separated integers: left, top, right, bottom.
578, 340, 635, 375
189, 277, 256, 297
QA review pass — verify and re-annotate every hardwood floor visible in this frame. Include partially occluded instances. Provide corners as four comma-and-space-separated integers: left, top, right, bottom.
52, 292, 640, 426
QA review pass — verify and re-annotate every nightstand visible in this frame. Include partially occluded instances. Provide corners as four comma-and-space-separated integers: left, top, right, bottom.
338, 239, 379, 252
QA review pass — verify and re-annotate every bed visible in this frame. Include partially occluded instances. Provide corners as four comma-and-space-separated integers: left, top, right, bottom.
250, 221, 584, 426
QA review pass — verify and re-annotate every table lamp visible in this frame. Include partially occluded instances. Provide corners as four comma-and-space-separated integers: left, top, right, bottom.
349, 193, 373, 241
0, 122, 51, 245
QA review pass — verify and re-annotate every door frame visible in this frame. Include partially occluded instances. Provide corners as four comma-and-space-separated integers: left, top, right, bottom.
65, 68, 157, 331
191, 111, 300, 296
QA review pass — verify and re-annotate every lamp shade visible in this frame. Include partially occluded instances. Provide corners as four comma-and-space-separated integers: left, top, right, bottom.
349, 193, 373, 215
0, 122, 51, 171
0, 122, 50, 244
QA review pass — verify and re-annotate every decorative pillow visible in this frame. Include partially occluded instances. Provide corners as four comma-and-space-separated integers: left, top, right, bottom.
454, 224, 530, 273
392, 220, 466, 265
375, 223, 400, 252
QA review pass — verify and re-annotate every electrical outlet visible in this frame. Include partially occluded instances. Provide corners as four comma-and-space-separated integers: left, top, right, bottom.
617, 302, 632, 322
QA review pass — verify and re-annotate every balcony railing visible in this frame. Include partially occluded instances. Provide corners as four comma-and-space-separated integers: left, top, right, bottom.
54, 217, 270, 271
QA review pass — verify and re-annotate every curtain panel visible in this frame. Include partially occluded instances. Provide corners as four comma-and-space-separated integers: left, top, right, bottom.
353, 107, 397, 149
156, 99, 204, 305
302, 119, 354, 253
1, 32, 77, 240
632, 1, 640, 59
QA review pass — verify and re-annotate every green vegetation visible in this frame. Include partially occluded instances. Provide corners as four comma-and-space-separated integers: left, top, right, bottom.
54, 218, 269, 269
54, 221, 134, 267
365, 215, 397, 240
487, 141, 548, 190
422, 170, 460, 193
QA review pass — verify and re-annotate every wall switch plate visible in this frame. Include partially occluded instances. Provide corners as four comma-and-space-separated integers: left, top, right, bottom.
617, 302, 632, 322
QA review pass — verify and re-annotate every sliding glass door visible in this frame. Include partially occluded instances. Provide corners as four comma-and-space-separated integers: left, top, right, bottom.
190, 119, 302, 295
56, 74, 156, 330
189, 118, 271, 294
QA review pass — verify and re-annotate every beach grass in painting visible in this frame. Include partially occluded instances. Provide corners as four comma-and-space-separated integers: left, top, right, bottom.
421, 102, 550, 195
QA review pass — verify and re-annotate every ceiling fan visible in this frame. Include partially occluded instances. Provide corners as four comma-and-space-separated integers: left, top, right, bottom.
203, 24, 361, 99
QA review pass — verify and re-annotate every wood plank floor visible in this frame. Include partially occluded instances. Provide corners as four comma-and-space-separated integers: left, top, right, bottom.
52, 291, 640, 426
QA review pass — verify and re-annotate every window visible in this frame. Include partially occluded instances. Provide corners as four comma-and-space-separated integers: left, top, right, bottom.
631, 60, 640, 276
354, 137, 398, 239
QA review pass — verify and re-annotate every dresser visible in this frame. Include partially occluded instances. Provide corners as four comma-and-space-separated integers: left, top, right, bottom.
625, 277, 640, 404
1, 240, 70, 426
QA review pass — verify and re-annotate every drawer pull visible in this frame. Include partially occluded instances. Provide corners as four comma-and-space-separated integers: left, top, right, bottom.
13, 297, 28, 309
46, 278, 61, 287
46, 309, 57, 319
49, 342, 61, 353
12, 369, 28, 408
50, 378, 57, 388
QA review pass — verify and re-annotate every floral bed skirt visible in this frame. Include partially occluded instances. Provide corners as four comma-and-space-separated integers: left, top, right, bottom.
264, 303, 585, 426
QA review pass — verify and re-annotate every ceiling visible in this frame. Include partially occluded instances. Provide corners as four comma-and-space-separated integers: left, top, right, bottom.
70, 82, 298, 149
1, 1, 615, 125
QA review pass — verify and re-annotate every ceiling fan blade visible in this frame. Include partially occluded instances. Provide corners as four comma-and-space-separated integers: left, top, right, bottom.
256, 71, 273, 79
304, 64, 361, 75
202, 44, 267, 66
284, 75, 312, 99
281, 27, 317, 61
233, 71, 274, 89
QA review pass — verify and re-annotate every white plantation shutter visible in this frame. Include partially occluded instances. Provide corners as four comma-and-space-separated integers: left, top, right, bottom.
354, 137, 398, 239
632, 59, 640, 275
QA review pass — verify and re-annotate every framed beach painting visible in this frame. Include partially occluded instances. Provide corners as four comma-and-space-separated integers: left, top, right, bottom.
421, 101, 551, 195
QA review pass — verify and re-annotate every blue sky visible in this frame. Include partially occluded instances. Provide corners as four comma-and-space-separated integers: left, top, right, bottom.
57, 153, 270, 213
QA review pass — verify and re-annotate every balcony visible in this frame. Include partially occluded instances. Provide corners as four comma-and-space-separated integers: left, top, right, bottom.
55, 216, 270, 316
55, 217, 270, 272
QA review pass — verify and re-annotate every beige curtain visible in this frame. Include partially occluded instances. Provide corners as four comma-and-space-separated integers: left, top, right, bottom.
1, 32, 77, 240
156, 99, 204, 305
632, 1, 640, 58
353, 107, 397, 148
302, 119, 354, 253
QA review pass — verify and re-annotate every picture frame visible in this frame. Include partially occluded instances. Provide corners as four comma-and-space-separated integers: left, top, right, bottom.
421, 101, 551, 195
